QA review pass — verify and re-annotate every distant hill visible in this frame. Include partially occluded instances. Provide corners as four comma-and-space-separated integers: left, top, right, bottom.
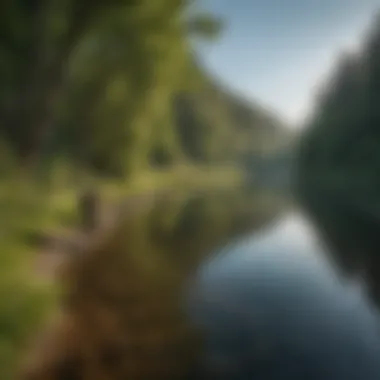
172, 60, 291, 168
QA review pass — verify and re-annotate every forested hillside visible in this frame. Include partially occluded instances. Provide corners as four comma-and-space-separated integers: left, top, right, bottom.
0, 2, 289, 379
296, 12, 380, 301
297, 13, 380, 199
0, 0, 285, 179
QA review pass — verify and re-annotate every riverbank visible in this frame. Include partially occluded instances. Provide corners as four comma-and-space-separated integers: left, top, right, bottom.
0, 164, 247, 379
19, 185, 289, 380
1, 164, 243, 238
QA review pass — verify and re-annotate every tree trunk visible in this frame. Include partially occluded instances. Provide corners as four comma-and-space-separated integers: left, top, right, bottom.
12, 2, 101, 170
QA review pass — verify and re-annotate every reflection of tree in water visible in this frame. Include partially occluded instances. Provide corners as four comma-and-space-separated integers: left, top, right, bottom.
22, 189, 286, 380
299, 192, 380, 305
148, 191, 283, 271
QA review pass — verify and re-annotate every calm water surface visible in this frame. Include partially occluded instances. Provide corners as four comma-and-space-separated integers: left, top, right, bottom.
186, 211, 380, 379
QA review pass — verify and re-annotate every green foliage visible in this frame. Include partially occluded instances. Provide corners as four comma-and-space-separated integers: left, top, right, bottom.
297, 12, 380, 204
0, 276, 55, 380
0, 0, 284, 177
296, 11, 380, 301
186, 12, 224, 40
0, 180, 60, 380
20, 189, 286, 380
0, 1, 288, 377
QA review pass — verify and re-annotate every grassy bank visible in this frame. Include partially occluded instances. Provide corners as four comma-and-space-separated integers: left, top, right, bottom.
0, 164, 243, 380
18, 183, 288, 380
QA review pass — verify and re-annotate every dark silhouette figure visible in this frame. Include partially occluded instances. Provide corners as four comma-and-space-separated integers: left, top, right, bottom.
78, 189, 100, 234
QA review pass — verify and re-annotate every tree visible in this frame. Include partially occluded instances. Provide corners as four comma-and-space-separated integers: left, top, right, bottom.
296, 11, 380, 305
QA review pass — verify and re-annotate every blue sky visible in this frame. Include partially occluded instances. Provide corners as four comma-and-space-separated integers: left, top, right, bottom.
195, 0, 379, 127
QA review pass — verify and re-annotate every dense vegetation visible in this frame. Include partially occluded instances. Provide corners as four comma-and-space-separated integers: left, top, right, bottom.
296, 12, 380, 303
19, 189, 285, 380
0, 1, 288, 379
0, 0, 284, 179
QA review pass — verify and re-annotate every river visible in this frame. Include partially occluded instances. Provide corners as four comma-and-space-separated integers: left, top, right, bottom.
186, 210, 380, 379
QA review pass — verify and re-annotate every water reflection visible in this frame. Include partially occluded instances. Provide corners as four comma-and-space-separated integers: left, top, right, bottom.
187, 212, 380, 379
300, 194, 380, 311
146, 189, 287, 272
235, 212, 369, 289
25, 187, 380, 380
21, 188, 288, 380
